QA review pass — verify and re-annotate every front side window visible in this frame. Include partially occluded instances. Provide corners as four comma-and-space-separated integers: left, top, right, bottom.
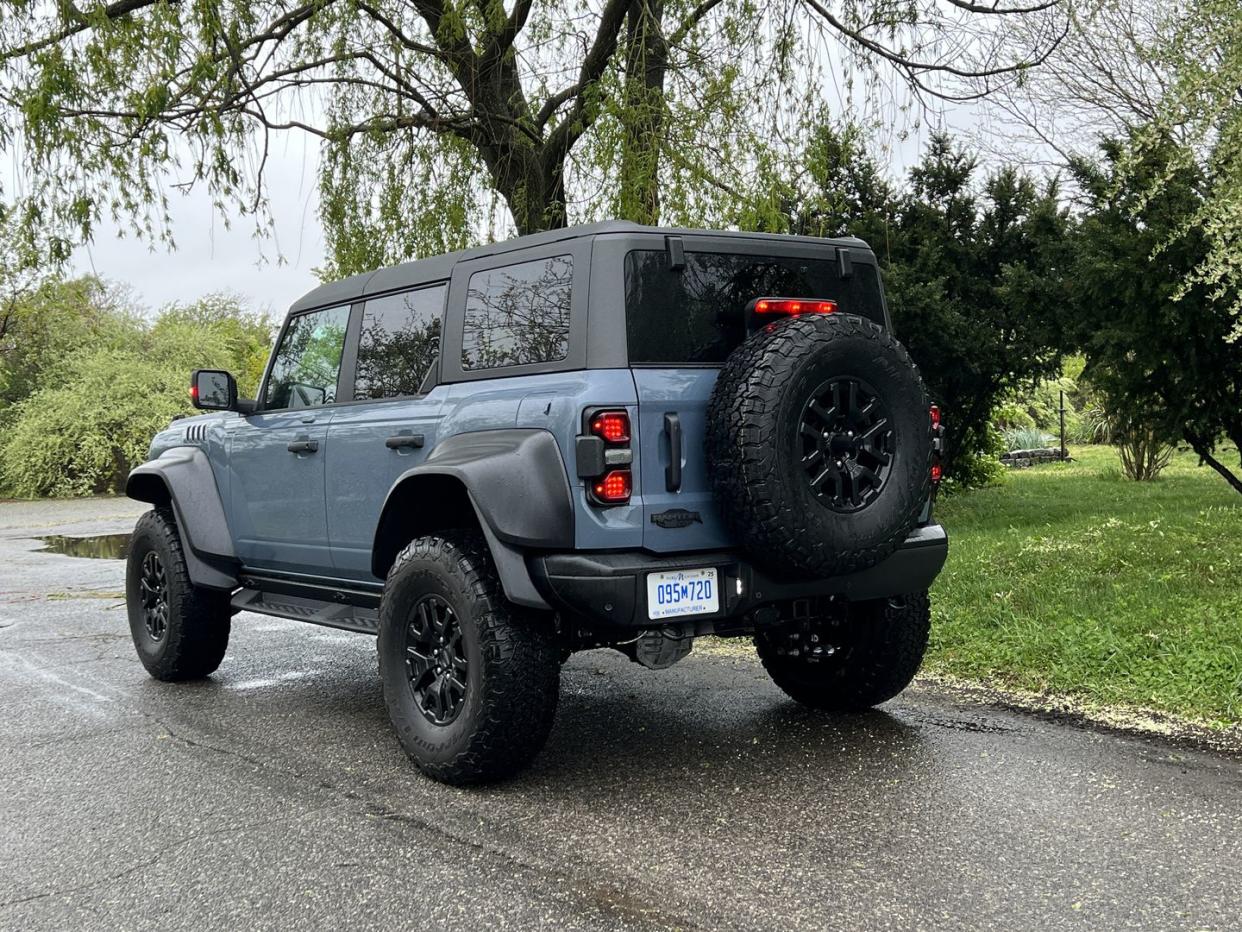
263, 304, 350, 410
354, 284, 447, 400
461, 255, 573, 370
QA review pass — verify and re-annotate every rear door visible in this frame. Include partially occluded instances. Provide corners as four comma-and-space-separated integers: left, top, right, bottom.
325, 283, 448, 580
624, 240, 886, 552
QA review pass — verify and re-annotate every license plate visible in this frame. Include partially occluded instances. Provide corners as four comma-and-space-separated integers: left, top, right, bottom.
646, 568, 720, 620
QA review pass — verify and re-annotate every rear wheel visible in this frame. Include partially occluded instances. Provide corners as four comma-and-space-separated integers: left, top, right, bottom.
377, 531, 560, 785
125, 508, 232, 681
754, 592, 931, 711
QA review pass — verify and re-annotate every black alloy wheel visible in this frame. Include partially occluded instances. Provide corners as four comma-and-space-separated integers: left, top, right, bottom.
799, 376, 894, 513
405, 594, 468, 725
139, 550, 170, 641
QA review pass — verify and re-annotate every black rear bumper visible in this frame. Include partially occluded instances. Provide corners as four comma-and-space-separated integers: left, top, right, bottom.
528, 524, 947, 629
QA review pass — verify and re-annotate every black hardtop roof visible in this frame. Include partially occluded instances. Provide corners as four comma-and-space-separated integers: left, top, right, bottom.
288, 220, 870, 314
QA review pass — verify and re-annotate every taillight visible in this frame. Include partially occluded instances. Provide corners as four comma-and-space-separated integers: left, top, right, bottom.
750, 297, 838, 316
590, 411, 630, 443
593, 469, 632, 503
931, 405, 945, 488
581, 408, 633, 506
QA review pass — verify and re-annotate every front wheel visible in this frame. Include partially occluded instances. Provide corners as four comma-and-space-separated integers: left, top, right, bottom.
755, 592, 931, 711
125, 508, 232, 681
377, 531, 560, 785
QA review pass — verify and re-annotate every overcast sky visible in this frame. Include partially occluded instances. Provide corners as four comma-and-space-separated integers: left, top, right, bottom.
68, 129, 326, 317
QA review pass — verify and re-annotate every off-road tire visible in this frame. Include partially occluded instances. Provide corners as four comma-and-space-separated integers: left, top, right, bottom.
125, 508, 232, 681
707, 314, 932, 578
377, 531, 560, 785
755, 592, 931, 711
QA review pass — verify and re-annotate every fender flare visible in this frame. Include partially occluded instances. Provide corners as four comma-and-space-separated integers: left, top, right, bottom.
126, 447, 239, 591
372, 429, 575, 609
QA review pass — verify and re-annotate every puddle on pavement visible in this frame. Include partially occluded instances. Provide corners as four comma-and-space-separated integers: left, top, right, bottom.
37, 533, 132, 560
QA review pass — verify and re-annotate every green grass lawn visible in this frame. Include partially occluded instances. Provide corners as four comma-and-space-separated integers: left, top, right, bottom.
929, 445, 1242, 725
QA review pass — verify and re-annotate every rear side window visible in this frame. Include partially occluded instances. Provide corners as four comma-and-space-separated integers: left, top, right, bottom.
263, 304, 350, 409
354, 284, 446, 399
625, 249, 885, 365
461, 255, 573, 370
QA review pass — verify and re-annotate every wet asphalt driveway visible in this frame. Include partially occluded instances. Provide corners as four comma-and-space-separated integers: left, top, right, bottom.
0, 498, 1239, 931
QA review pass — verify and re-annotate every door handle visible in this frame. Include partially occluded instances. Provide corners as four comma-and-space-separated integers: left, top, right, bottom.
385, 432, 425, 450
664, 413, 682, 492
287, 437, 319, 454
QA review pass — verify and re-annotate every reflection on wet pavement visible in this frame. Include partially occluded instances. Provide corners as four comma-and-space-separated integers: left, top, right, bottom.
36, 533, 132, 560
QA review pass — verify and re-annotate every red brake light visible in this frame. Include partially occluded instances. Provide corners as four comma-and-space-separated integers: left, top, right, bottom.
931, 463, 943, 483
593, 469, 632, 503
189, 383, 198, 401
752, 297, 838, 316
930, 404, 941, 428
590, 411, 630, 443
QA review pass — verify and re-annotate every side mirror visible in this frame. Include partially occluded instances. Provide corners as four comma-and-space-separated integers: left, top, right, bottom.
191, 369, 238, 411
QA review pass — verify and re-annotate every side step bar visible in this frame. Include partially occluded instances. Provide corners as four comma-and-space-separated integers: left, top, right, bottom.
231, 588, 380, 635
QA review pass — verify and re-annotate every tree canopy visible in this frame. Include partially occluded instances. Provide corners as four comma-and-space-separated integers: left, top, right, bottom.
0, 0, 1066, 275
1069, 137, 1242, 493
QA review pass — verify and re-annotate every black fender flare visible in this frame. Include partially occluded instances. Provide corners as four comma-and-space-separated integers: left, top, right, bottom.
372, 429, 575, 609
126, 447, 239, 591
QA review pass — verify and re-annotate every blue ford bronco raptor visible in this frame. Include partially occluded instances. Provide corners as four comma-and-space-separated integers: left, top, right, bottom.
124, 221, 948, 784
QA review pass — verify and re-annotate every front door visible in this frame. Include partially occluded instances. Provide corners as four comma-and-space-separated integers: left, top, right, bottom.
228, 303, 351, 574
325, 284, 448, 579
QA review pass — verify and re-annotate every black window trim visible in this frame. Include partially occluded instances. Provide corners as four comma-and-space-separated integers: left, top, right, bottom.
343, 280, 449, 403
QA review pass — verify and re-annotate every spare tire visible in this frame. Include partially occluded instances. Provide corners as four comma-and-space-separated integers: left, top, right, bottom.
706, 313, 932, 579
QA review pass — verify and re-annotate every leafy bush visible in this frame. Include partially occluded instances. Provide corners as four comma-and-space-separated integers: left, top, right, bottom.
0, 281, 272, 497
0, 350, 201, 496
940, 423, 1007, 494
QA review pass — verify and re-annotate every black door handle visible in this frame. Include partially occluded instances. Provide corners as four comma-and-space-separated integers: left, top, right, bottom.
664, 413, 682, 492
385, 432, 425, 450
287, 437, 319, 454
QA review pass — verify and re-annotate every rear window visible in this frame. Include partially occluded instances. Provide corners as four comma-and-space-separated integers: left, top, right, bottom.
624, 249, 885, 365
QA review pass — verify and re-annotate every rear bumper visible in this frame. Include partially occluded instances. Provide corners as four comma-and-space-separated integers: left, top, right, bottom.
528, 524, 947, 629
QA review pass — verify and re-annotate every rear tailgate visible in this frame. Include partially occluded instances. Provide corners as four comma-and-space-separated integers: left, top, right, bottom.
632, 368, 733, 552
622, 236, 888, 554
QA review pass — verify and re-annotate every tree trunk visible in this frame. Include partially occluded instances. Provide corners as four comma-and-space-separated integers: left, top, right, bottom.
1184, 429, 1242, 495
617, 0, 668, 224
477, 135, 568, 235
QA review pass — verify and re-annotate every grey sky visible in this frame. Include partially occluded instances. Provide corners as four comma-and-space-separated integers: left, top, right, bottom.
68, 129, 326, 316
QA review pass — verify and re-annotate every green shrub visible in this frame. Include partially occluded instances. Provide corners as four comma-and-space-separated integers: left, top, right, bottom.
940, 424, 1008, 494
1002, 426, 1056, 452
0, 349, 202, 496
0, 282, 272, 497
